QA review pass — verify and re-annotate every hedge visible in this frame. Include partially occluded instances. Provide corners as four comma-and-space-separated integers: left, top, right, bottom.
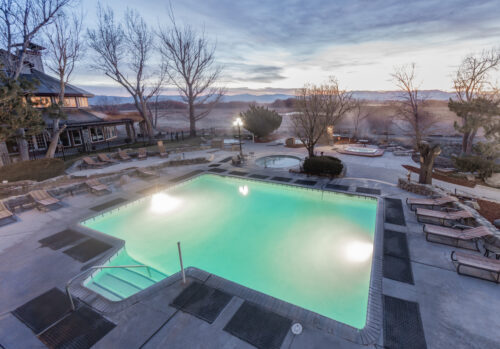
303, 156, 343, 176
0, 158, 65, 182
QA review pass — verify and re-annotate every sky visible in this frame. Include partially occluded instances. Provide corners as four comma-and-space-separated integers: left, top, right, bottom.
69, 0, 500, 96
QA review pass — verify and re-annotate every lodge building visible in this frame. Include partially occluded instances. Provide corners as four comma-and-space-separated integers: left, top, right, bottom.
1, 43, 135, 164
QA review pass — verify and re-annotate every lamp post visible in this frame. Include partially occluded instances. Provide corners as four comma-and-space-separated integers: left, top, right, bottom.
233, 117, 243, 157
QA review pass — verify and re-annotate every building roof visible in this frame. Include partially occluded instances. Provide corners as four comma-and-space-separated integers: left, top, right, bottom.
42, 109, 132, 128
21, 69, 94, 97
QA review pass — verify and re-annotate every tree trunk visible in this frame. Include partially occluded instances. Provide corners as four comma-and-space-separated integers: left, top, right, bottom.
464, 129, 477, 155
45, 122, 67, 158
418, 142, 441, 184
16, 129, 30, 161
462, 130, 470, 154
307, 145, 315, 158
189, 99, 196, 137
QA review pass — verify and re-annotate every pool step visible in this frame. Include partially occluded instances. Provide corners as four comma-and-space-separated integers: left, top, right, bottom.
84, 249, 168, 301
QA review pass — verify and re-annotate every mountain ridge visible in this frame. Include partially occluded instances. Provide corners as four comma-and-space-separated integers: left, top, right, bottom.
89, 90, 455, 105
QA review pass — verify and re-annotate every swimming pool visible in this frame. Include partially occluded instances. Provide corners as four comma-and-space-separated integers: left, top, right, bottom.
255, 155, 301, 168
82, 174, 377, 329
345, 146, 378, 154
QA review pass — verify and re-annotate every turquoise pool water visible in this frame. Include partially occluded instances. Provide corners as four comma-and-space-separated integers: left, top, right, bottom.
82, 174, 377, 329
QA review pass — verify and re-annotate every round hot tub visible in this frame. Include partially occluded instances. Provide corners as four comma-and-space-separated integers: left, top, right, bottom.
256, 155, 301, 168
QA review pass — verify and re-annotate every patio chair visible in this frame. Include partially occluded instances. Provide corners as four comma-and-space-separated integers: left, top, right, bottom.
81, 156, 106, 169
423, 224, 492, 251
138, 148, 148, 160
29, 190, 60, 211
136, 167, 159, 178
406, 196, 458, 210
118, 150, 132, 161
416, 208, 475, 226
97, 153, 118, 164
158, 144, 169, 158
451, 251, 500, 283
85, 178, 110, 195
0, 201, 15, 225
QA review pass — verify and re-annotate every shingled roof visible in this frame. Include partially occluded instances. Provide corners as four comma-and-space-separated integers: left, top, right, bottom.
20, 70, 93, 97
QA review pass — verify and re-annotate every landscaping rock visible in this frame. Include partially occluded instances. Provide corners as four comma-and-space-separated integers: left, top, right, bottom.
119, 175, 130, 186
465, 174, 476, 182
494, 219, 500, 229
485, 173, 500, 188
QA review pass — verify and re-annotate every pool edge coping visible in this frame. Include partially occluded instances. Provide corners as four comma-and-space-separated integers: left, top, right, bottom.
71, 172, 384, 345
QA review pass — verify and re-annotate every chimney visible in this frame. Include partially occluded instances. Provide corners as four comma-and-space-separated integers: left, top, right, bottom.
14, 42, 45, 73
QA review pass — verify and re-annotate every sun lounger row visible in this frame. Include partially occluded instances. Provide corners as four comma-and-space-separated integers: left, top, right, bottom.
408, 195, 499, 283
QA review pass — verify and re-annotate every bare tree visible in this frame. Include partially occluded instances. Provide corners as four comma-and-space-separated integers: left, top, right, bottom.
157, 9, 225, 137
392, 64, 440, 184
292, 78, 352, 158
87, 6, 164, 139
44, 11, 83, 158
352, 99, 369, 140
450, 50, 500, 154
0, 0, 76, 160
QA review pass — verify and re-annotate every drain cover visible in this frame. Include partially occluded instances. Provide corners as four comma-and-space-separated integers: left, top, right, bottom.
291, 323, 303, 335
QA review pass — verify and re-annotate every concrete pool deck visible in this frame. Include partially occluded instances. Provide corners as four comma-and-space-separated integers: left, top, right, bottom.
0, 142, 499, 348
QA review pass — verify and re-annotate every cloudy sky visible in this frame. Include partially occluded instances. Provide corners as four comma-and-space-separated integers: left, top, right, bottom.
72, 0, 500, 95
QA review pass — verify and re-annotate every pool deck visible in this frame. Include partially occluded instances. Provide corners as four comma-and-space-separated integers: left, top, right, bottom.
1, 142, 499, 348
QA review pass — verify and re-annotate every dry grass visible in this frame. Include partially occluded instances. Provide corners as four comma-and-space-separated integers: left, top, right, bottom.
0, 158, 65, 182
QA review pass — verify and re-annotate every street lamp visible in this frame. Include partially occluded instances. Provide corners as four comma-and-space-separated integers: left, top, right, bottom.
233, 117, 243, 157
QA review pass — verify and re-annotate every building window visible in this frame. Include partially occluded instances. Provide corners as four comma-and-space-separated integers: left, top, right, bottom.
59, 131, 71, 147
90, 127, 104, 142
77, 97, 89, 108
29, 96, 51, 108
27, 137, 35, 150
105, 126, 117, 140
35, 133, 47, 149
63, 97, 77, 107
71, 130, 82, 145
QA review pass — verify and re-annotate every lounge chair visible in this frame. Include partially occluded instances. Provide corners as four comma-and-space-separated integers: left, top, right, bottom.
158, 144, 168, 158
138, 148, 148, 160
85, 179, 110, 195
29, 190, 60, 211
118, 150, 132, 161
451, 251, 500, 283
97, 153, 118, 164
81, 156, 106, 169
406, 196, 458, 210
423, 224, 492, 251
0, 201, 15, 225
136, 168, 159, 178
416, 208, 475, 226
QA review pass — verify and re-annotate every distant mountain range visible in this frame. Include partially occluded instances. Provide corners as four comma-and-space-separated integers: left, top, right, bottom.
89, 90, 455, 105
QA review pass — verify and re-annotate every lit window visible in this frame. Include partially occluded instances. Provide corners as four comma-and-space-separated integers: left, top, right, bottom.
29, 96, 51, 108
77, 97, 89, 108
63, 97, 77, 107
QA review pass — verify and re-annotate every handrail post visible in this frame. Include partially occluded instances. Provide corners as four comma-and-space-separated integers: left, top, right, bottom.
66, 283, 76, 311
177, 241, 186, 284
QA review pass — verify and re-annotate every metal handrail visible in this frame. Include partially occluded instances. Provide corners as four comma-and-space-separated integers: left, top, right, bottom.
66, 264, 152, 311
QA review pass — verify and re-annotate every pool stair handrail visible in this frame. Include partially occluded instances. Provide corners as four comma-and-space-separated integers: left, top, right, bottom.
66, 264, 152, 311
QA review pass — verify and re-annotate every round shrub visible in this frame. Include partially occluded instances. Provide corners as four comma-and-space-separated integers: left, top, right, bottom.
303, 156, 343, 176
0, 158, 65, 182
